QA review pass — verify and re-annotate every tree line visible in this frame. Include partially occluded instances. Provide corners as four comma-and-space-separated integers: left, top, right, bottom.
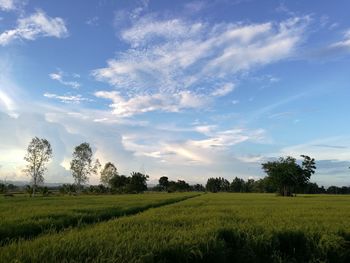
1, 137, 349, 196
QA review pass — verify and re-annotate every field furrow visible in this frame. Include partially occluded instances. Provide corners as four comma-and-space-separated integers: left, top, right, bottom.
0, 193, 199, 245
1, 193, 350, 263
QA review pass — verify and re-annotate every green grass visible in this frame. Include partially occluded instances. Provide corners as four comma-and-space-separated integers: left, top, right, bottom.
1, 193, 350, 262
0, 192, 198, 244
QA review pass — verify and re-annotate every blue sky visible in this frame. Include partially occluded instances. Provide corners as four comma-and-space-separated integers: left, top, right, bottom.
0, 0, 350, 186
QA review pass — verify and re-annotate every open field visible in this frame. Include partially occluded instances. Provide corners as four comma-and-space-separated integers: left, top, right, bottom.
0, 193, 198, 244
1, 193, 350, 262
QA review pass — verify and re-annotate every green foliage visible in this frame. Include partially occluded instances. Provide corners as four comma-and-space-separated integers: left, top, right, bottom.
23, 137, 52, 197
262, 155, 316, 196
1, 194, 349, 262
158, 176, 169, 191
127, 172, 149, 193
100, 162, 118, 186
206, 177, 230, 192
58, 184, 77, 195
70, 142, 97, 190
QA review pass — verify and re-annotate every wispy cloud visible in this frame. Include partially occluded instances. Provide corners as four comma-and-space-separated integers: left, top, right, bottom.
211, 83, 235, 97
95, 90, 207, 117
0, 0, 18, 11
0, 10, 68, 46
49, 71, 80, 89
92, 15, 309, 117
43, 93, 91, 104
122, 127, 266, 165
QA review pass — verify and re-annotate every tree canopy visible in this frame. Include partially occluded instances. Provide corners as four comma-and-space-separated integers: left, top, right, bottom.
70, 142, 98, 191
262, 155, 316, 196
23, 137, 52, 196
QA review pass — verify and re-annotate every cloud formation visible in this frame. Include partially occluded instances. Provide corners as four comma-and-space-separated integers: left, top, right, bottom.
49, 71, 80, 89
0, 0, 16, 11
0, 10, 68, 46
43, 93, 91, 104
93, 15, 309, 116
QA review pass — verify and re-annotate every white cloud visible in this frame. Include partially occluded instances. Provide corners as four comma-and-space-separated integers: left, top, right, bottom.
0, 0, 16, 11
211, 83, 235, 97
329, 29, 350, 50
44, 93, 91, 104
121, 127, 266, 165
49, 71, 80, 89
0, 89, 17, 118
92, 15, 309, 116
0, 10, 68, 46
95, 90, 207, 117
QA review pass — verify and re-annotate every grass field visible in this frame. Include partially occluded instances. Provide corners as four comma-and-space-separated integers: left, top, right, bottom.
0, 193, 198, 244
1, 193, 349, 262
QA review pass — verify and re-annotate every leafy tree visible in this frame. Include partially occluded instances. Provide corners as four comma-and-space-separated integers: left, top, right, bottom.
23, 137, 52, 197
126, 172, 149, 193
158, 176, 169, 191
230, 177, 245, 192
70, 143, 98, 191
261, 155, 316, 196
100, 162, 118, 186
191, 184, 205, 192
174, 180, 190, 192
109, 174, 129, 192
206, 177, 230, 192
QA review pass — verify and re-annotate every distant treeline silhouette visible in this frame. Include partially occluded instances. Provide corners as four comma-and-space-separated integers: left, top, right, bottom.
1, 137, 349, 196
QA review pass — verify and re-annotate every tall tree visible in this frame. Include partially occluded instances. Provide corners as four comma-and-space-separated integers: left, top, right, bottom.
100, 162, 118, 186
70, 143, 97, 191
261, 155, 316, 196
23, 137, 52, 197
126, 172, 149, 193
158, 176, 169, 191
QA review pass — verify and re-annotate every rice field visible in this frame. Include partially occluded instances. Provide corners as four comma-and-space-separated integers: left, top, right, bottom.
0, 193, 198, 244
1, 193, 349, 262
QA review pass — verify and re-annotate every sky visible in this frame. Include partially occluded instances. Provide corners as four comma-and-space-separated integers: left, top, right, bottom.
0, 0, 350, 186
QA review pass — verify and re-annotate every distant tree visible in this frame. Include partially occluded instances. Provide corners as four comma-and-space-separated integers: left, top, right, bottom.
206, 177, 230, 192
175, 180, 191, 192
261, 155, 316, 196
298, 155, 316, 190
109, 174, 129, 192
230, 177, 245, 192
126, 172, 149, 193
70, 143, 98, 192
192, 184, 205, 192
158, 176, 169, 191
100, 162, 118, 186
0, 183, 6, 194
59, 184, 77, 195
244, 179, 255, 193
23, 137, 52, 197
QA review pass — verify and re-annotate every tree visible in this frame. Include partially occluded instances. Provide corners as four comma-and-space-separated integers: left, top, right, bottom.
100, 162, 118, 186
261, 155, 316, 196
109, 174, 129, 192
126, 172, 149, 193
23, 137, 52, 197
230, 177, 245, 192
158, 176, 169, 191
70, 143, 98, 191
206, 177, 230, 193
